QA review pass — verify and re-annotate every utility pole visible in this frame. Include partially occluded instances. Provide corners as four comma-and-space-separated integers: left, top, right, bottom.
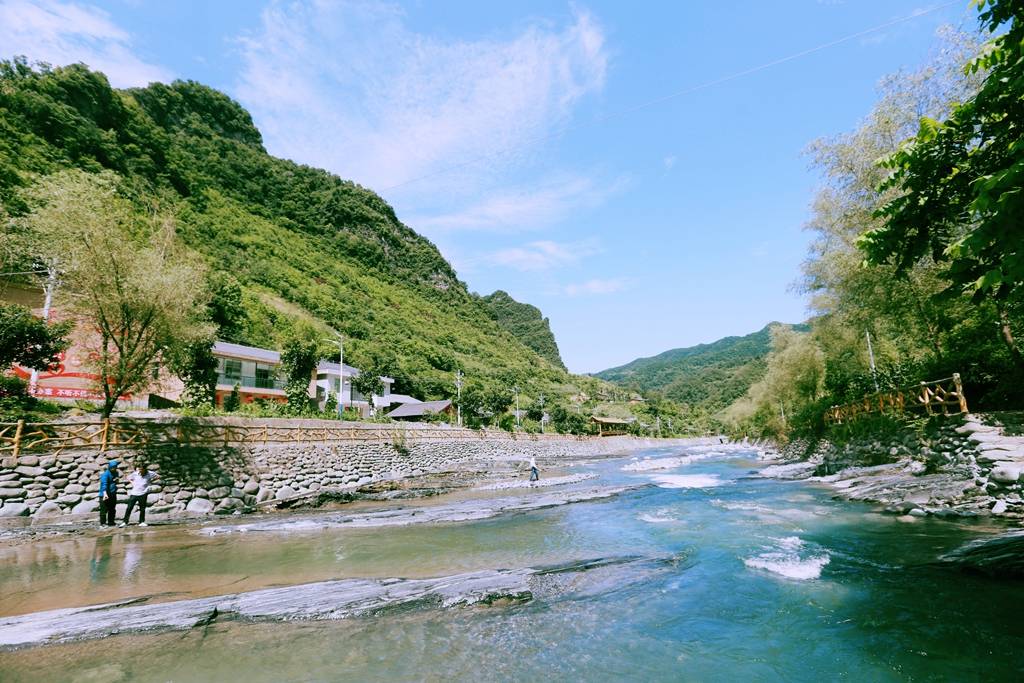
537, 393, 546, 433
866, 330, 879, 393
29, 265, 58, 397
514, 385, 520, 429
324, 334, 344, 417
455, 370, 464, 427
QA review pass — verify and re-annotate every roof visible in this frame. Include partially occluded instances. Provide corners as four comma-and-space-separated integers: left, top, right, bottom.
213, 341, 280, 363
387, 399, 453, 419
389, 394, 422, 404
590, 416, 631, 425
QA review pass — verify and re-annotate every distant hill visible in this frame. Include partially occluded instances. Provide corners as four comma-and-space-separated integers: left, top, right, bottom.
594, 323, 806, 413
479, 290, 566, 370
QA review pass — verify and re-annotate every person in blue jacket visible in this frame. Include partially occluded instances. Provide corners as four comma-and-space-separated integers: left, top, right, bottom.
98, 460, 119, 527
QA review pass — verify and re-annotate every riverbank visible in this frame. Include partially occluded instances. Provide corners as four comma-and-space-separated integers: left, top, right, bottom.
0, 421, 729, 540
759, 413, 1024, 521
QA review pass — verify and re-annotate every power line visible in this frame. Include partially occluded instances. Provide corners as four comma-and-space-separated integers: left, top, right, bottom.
381, 1, 960, 192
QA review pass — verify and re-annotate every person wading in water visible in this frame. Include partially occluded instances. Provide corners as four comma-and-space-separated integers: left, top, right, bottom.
120, 463, 158, 527
528, 456, 540, 482
98, 460, 119, 527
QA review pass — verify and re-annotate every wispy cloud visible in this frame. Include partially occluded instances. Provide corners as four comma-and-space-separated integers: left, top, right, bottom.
235, 1, 608, 199
410, 174, 613, 234
486, 239, 600, 271
663, 155, 677, 171
0, 0, 172, 87
564, 277, 627, 296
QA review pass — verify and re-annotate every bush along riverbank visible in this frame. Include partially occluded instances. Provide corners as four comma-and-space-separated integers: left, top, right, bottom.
762, 413, 1024, 519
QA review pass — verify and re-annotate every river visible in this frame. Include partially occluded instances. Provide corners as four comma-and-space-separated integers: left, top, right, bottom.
1, 445, 1022, 682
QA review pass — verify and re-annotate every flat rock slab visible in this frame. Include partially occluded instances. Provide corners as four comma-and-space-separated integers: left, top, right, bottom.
197, 485, 637, 536
472, 473, 597, 491
0, 554, 677, 649
939, 530, 1024, 577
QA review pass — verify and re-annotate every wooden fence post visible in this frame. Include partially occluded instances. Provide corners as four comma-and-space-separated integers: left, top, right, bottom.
953, 373, 968, 414
100, 419, 110, 453
12, 419, 24, 458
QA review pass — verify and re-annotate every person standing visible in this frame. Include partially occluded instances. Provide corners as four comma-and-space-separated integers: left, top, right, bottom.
98, 460, 119, 527
120, 463, 157, 527
528, 456, 540, 482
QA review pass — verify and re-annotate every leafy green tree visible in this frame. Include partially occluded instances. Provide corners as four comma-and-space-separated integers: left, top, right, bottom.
170, 336, 218, 408
861, 2, 1024, 365
0, 302, 70, 371
223, 384, 241, 412
207, 271, 246, 341
351, 366, 384, 407
279, 330, 320, 413
17, 170, 207, 417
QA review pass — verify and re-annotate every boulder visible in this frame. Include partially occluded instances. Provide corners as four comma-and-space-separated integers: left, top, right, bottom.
13, 466, 44, 477
185, 498, 214, 514
71, 499, 99, 515
65, 484, 85, 494
56, 494, 82, 505
255, 487, 273, 503
32, 501, 63, 519
908, 508, 928, 517
0, 503, 29, 517
215, 498, 243, 513
992, 500, 1008, 515
275, 486, 296, 500
990, 463, 1023, 485
242, 480, 260, 495
0, 488, 26, 499
207, 486, 231, 500
16, 456, 39, 466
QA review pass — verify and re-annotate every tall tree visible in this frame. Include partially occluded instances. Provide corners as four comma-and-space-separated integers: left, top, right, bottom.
18, 170, 207, 417
279, 329, 320, 413
0, 302, 70, 372
861, 2, 1024, 365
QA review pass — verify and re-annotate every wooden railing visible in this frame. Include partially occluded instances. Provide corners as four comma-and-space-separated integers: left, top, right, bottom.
824, 373, 968, 425
0, 419, 592, 457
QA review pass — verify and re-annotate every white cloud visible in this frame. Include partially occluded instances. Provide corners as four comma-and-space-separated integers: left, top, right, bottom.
0, 0, 172, 87
564, 277, 627, 296
486, 239, 599, 271
663, 155, 677, 170
410, 174, 610, 234
235, 1, 608, 198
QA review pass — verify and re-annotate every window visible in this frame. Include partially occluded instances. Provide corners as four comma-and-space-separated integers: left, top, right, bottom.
224, 359, 242, 379
255, 365, 274, 389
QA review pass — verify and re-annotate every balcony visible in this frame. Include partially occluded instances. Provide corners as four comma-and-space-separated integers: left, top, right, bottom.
217, 374, 286, 391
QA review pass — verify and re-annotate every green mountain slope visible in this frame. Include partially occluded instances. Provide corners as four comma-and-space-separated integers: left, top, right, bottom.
595, 323, 806, 412
479, 290, 566, 370
0, 60, 572, 399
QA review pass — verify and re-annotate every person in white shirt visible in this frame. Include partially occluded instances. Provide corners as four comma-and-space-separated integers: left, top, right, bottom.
120, 463, 158, 527
528, 456, 539, 482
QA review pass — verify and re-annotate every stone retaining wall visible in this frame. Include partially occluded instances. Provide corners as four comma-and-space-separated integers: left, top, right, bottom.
0, 420, 702, 523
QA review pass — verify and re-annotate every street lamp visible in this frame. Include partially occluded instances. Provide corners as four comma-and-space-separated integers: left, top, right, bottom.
514, 385, 520, 429
455, 370, 464, 427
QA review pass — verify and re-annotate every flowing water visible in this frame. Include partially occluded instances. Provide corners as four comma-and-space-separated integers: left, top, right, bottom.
2, 446, 1023, 682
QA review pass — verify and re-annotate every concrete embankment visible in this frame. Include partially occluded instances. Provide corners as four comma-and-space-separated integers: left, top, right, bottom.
0, 417, 713, 525
760, 414, 1024, 519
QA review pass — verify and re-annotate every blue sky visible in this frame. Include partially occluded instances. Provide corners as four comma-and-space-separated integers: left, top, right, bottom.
0, 0, 975, 373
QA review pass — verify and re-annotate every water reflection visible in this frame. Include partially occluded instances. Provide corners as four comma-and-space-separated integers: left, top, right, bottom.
88, 536, 112, 584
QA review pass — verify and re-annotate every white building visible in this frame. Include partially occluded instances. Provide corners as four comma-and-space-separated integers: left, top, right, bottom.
314, 361, 394, 416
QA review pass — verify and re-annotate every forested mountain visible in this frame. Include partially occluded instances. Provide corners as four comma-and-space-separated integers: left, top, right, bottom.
0, 59, 573, 400
479, 290, 566, 370
595, 323, 806, 412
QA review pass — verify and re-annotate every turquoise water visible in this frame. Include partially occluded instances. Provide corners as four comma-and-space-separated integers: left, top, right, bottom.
2, 447, 1024, 682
